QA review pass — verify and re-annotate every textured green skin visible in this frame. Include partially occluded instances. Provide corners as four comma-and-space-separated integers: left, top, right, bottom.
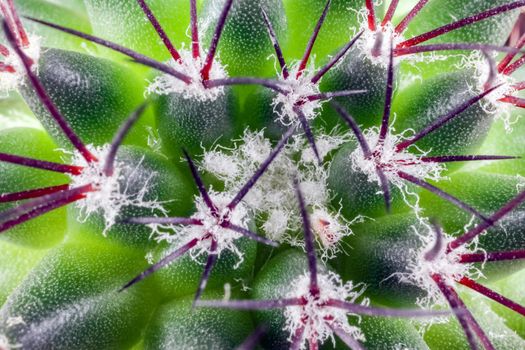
22, 48, 152, 149
0, 240, 157, 349
202, 0, 287, 77
143, 291, 253, 349
1, 0, 524, 349
154, 88, 238, 158
150, 235, 257, 299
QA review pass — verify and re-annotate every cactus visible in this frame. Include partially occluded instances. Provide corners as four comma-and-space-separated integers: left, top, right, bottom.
0, 0, 524, 349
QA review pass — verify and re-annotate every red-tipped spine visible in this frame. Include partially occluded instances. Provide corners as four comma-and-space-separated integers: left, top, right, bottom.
502, 54, 525, 76
459, 250, 525, 263
3, 22, 97, 163
136, 0, 182, 63
6, 0, 29, 47
0, 184, 70, 203
398, 1, 525, 48
381, 0, 399, 27
296, 0, 331, 79
190, 0, 200, 59
200, 0, 233, 81
0, 152, 84, 175
500, 95, 525, 108
498, 32, 525, 73
395, 0, 429, 34
457, 276, 525, 317
365, 0, 376, 31
448, 189, 525, 252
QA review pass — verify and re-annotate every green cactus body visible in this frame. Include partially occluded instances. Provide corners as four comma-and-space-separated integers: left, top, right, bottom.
0, 1, 524, 349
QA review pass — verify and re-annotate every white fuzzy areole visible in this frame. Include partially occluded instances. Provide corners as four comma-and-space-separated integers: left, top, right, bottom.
393, 225, 481, 309
67, 145, 167, 235
284, 272, 367, 349
155, 192, 249, 267
0, 35, 41, 97
147, 49, 228, 102
459, 52, 521, 132
349, 127, 446, 189
201, 130, 351, 253
272, 64, 322, 126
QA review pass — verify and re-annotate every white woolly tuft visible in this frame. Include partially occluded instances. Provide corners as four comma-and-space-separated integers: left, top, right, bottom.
201, 130, 353, 254
284, 272, 367, 349
310, 206, 353, 260
355, 21, 404, 68
272, 63, 322, 126
155, 191, 249, 267
349, 127, 446, 189
0, 35, 41, 97
458, 52, 522, 133
146, 48, 228, 102
67, 145, 168, 235
392, 223, 482, 309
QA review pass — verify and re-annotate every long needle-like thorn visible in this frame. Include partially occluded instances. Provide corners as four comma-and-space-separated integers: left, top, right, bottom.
310, 30, 364, 84
394, 43, 525, 57
326, 298, 451, 318
294, 107, 321, 164
103, 103, 148, 176
193, 238, 218, 306
0, 185, 91, 233
3, 21, 97, 163
395, 84, 502, 152
365, 0, 376, 31
120, 237, 200, 291
397, 171, 490, 223
195, 298, 304, 310
27, 17, 192, 84
421, 155, 518, 163
6, 0, 29, 47
376, 38, 395, 152
448, 189, 525, 251
0, 152, 83, 175
0, 184, 70, 203
296, 0, 332, 79
395, 0, 429, 34
459, 250, 525, 263
136, 0, 181, 62
204, 77, 288, 95
306, 89, 367, 102
125, 217, 202, 226
200, 0, 233, 81
382, 0, 400, 27
457, 276, 525, 317
261, 7, 288, 79
295, 179, 319, 295
222, 222, 279, 247
331, 325, 365, 350
190, 0, 200, 59
183, 149, 219, 216
498, 32, 525, 72
398, 1, 525, 48
432, 274, 480, 350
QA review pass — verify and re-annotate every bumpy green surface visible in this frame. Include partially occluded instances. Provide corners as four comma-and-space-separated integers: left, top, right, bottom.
0, 0, 524, 349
